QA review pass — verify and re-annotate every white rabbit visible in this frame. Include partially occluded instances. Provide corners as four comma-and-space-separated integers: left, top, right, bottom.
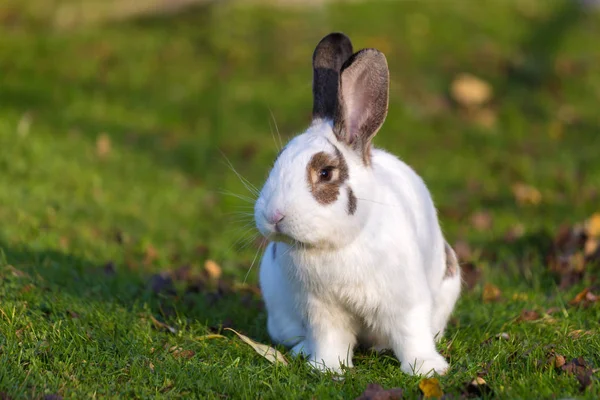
254, 33, 461, 377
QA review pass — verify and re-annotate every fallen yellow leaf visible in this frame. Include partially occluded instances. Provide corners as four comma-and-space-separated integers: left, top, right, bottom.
149, 315, 177, 334
450, 73, 492, 108
482, 283, 502, 303
96, 133, 111, 158
225, 328, 288, 366
419, 377, 443, 399
585, 213, 600, 238
195, 334, 226, 341
204, 259, 222, 280
511, 183, 542, 206
584, 238, 598, 257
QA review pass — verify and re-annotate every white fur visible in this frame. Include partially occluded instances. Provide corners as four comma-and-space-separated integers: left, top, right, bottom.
255, 120, 461, 376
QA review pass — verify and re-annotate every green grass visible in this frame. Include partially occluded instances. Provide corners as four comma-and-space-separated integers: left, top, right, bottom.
1, 0, 600, 398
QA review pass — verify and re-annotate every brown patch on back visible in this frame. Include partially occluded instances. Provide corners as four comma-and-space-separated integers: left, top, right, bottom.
306, 148, 349, 205
444, 242, 460, 278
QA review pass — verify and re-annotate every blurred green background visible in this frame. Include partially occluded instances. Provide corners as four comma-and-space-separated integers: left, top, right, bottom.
1, 0, 599, 398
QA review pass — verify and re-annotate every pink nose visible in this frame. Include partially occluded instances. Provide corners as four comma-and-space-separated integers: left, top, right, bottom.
267, 210, 285, 225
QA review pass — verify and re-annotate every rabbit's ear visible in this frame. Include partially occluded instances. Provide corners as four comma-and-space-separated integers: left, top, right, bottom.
312, 33, 354, 120
334, 49, 389, 165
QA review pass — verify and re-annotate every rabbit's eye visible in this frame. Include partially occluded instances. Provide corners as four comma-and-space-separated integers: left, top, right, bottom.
319, 167, 334, 182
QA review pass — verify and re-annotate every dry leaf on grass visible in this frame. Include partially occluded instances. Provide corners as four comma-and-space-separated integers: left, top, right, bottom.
568, 330, 593, 339
195, 334, 226, 341
465, 376, 492, 397
419, 378, 443, 399
518, 309, 541, 322
550, 354, 566, 368
450, 73, 492, 108
558, 357, 594, 391
204, 259, 222, 280
470, 211, 493, 231
354, 383, 403, 400
569, 287, 599, 307
585, 212, 600, 237
225, 328, 288, 365
482, 283, 502, 303
461, 262, 481, 291
96, 133, 111, 158
149, 315, 177, 334
170, 347, 195, 359
511, 183, 542, 206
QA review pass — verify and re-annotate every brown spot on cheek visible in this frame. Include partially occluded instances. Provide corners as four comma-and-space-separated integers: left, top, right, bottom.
306, 149, 350, 205
444, 242, 459, 278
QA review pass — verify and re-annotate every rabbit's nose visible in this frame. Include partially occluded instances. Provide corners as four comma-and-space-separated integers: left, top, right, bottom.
267, 210, 285, 225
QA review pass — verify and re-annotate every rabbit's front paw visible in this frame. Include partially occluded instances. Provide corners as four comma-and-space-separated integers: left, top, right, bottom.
401, 354, 449, 377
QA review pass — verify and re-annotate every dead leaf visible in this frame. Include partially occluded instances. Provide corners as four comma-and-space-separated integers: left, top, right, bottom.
419, 377, 443, 399
465, 376, 492, 397
470, 211, 493, 231
461, 262, 481, 291
354, 383, 403, 400
67, 310, 80, 319
545, 307, 562, 315
585, 213, 600, 238
512, 183, 542, 206
149, 315, 177, 334
204, 259, 222, 280
225, 328, 288, 365
584, 238, 598, 257
451, 73, 492, 108
550, 354, 566, 368
453, 240, 472, 261
96, 133, 111, 158
559, 357, 594, 391
171, 347, 195, 359
569, 287, 599, 307
144, 245, 159, 265
504, 224, 525, 242
232, 282, 262, 296
195, 334, 226, 341
568, 330, 593, 339
482, 283, 502, 303
518, 309, 541, 321
148, 362, 155, 372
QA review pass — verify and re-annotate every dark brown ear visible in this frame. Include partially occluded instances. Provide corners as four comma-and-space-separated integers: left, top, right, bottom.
312, 33, 354, 120
333, 49, 389, 165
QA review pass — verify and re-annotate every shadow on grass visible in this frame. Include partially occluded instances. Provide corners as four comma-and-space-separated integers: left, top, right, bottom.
0, 237, 267, 340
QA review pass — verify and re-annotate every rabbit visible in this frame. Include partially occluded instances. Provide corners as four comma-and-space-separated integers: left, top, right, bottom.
254, 32, 461, 377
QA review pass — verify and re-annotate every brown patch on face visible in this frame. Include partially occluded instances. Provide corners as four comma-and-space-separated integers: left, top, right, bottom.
347, 187, 357, 215
306, 148, 349, 205
444, 242, 460, 278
